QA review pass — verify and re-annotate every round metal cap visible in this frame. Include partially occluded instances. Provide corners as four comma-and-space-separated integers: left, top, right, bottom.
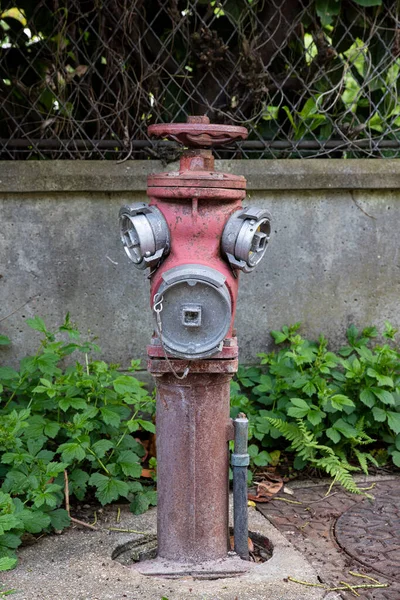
155, 264, 232, 359
119, 204, 170, 270
222, 207, 271, 273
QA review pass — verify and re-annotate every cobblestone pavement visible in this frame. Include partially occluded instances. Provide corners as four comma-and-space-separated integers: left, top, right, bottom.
256, 478, 400, 599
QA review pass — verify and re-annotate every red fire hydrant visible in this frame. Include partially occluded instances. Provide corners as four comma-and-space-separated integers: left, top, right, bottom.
119, 116, 271, 575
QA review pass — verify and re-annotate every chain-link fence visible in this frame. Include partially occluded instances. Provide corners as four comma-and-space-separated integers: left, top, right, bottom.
0, 0, 399, 160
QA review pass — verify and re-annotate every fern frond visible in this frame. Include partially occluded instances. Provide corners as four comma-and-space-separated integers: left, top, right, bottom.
267, 417, 373, 498
315, 456, 372, 497
335, 449, 360, 472
353, 448, 368, 475
353, 416, 375, 445
267, 417, 316, 460
353, 448, 379, 474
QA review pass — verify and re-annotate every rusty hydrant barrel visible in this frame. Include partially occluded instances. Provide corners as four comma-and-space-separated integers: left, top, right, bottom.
155, 371, 233, 562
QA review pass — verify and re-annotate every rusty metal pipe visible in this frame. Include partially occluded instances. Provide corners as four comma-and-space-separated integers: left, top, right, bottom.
154, 371, 233, 563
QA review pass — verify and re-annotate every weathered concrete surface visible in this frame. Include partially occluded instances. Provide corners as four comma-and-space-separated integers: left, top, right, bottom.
0, 502, 326, 600
1, 161, 399, 369
2, 159, 400, 192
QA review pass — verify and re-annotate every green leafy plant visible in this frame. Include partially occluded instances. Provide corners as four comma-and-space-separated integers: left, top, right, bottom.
0, 315, 155, 569
232, 322, 400, 494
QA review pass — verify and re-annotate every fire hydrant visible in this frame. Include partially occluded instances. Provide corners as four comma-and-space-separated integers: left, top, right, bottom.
119, 116, 271, 575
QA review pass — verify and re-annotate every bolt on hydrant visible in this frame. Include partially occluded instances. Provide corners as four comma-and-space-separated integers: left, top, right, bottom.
119, 116, 271, 576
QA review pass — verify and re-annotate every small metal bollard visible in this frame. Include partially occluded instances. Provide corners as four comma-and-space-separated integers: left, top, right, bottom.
232, 414, 250, 561
119, 116, 271, 575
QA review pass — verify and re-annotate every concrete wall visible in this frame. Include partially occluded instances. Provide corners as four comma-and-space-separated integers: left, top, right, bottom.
1, 160, 400, 370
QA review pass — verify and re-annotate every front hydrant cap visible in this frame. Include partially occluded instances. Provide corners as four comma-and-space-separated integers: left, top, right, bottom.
155, 264, 232, 359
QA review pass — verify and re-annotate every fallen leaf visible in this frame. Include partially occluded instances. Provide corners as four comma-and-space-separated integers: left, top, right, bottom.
283, 485, 294, 495
248, 473, 283, 502
141, 468, 155, 478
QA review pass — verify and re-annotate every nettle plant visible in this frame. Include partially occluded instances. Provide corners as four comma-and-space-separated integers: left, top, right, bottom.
0, 316, 155, 570
231, 322, 400, 494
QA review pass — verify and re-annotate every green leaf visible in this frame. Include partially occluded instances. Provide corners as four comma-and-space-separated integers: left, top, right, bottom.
0, 515, 21, 536
326, 427, 341, 444
27, 436, 46, 457
0, 556, 17, 571
270, 330, 288, 344
307, 409, 325, 426
70, 398, 88, 410
316, 0, 341, 27
100, 407, 121, 428
130, 490, 157, 515
0, 533, 22, 550
69, 469, 89, 501
26, 316, 48, 333
58, 442, 86, 463
372, 406, 387, 422
117, 450, 142, 477
46, 462, 69, 478
69, 468, 90, 487
112, 375, 141, 395
330, 394, 355, 411
352, 0, 381, 5
360, 389, 375, 408
18, 510, 51, 534
36, 353, 60, 376
387, 411, 400, 435
372, 388, 395, 405
290, 398, 309, 409
0, 367, 19, 380
89, 473, 130, 505
253, 451, 271, 467
33, 484, 62, 508
302, 381, 316, 397
367, 368, 394, 388
44, 421, 60, 438
59, 397, 87, 412
136, 419, 155, 433
392, 451, 400, 468
248, 444, 259, 458
0, 335, 10, 346
48, 509, 71, 531
332, 418, 359, 438
91, 440, 114, 458
282, 106, 296, 132
287, 398, 309, 418
287, 406, 309, 418
128, 481, 143, 494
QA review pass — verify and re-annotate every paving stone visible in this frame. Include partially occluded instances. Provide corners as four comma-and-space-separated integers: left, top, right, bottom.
257, 479, 400, 599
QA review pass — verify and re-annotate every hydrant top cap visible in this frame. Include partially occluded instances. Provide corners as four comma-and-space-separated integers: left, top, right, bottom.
148, 119, 247, 149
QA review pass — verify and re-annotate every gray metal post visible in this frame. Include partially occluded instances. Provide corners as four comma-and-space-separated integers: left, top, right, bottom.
231, 413, 250, 560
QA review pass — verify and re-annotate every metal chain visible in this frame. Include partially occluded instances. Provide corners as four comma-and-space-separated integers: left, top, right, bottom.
153, 293, 190, 380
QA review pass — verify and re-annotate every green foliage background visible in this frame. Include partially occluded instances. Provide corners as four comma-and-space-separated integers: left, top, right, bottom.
0, 316, 156, 571
0, 0, 398, 157
232, 322, 400, 493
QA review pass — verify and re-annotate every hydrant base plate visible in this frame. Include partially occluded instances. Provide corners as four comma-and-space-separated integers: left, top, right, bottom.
133, 554, 252, 579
